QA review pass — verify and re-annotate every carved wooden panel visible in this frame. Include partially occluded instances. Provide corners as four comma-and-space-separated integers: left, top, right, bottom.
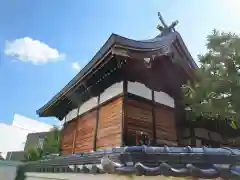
155, 104, 177, 145
74, 110, 96, 153
96, 97, 122, 149
60, 121, 76, 155
126, 99, 153, 139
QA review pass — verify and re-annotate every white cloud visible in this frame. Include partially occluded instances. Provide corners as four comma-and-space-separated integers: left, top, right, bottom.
71, 62, 81, 71
4, 37, 65, 65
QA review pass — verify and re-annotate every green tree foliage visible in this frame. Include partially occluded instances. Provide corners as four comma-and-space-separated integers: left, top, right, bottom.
24, 147, 42, 161
42, 126, 60, 156
24, 126, 60, 161
182, 29, 240, 125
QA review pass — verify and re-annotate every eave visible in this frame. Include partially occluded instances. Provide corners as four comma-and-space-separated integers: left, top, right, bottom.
37, 31, 198, 118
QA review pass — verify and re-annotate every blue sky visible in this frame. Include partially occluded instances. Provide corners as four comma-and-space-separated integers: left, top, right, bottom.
0, 0, 239, 125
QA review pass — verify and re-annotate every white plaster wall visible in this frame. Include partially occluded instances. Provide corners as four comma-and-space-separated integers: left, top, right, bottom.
0, 166, 17, 180
65, 82, 124, 120
100, 82, 123, 103
0, 123, 28, 157
127, 81, 151, 100
154, 91, 175, 108
78, 97, 98, 115
65, 108, 78, 123
25, 173, 195, 180
0, 114, 53, 158
0, 161, 21, 180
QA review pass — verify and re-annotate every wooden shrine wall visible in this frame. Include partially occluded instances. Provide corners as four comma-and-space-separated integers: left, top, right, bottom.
125, 96, 177, 146
74, 110, 96, 153
60, 96, 123, 155
125, 99, 153, 141
154, 104, 177, 146
60, 94, 178, 155
96, 97, 122, 149
61, 120, 76, 155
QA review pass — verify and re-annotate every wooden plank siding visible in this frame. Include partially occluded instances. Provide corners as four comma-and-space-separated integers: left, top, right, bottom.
96, 97, 122, 149
125, 96, 177, 146
74, 110, 97, 153
60, 94, 178, 156
154, 104, 178, 146
60, 96, 123, 155
125, 99, 153, 144
61, 120, 76, 155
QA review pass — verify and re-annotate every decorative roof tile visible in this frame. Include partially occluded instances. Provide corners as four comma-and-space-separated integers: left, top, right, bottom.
23, 146, 240, 179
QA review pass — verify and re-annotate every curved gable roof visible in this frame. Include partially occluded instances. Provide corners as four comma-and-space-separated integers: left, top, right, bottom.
37, 31, 197, 117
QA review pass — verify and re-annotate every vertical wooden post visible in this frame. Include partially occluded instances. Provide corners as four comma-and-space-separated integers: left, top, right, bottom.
121, 79, 127, 147
60, 116, 66, 155
71, 123, 77, 154
72, 108, 80, 154
152, 90, 156, 145
190, 127, 196, 146
59, 116, 66, 154
174, 96, 181, 145
93, 95, 100, 151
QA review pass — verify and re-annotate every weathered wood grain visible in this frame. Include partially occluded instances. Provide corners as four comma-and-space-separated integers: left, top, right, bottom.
96, 97, 122, 149
126, 99, 153, 139
155, 104, 177, 145
74, 110, 96, 153
60, 121, 76, 155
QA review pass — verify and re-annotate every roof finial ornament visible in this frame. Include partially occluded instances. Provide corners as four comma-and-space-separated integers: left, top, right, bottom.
157, 12, 179, 36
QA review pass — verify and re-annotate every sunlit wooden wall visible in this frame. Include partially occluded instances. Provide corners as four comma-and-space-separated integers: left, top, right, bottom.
60, 96, 123, 155
60, 81, 178, 156
125, 95, 177, 146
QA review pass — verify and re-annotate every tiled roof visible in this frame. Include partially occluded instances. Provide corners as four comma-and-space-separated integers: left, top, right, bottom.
37, 30, 197, 118
23, 146, 240, 179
